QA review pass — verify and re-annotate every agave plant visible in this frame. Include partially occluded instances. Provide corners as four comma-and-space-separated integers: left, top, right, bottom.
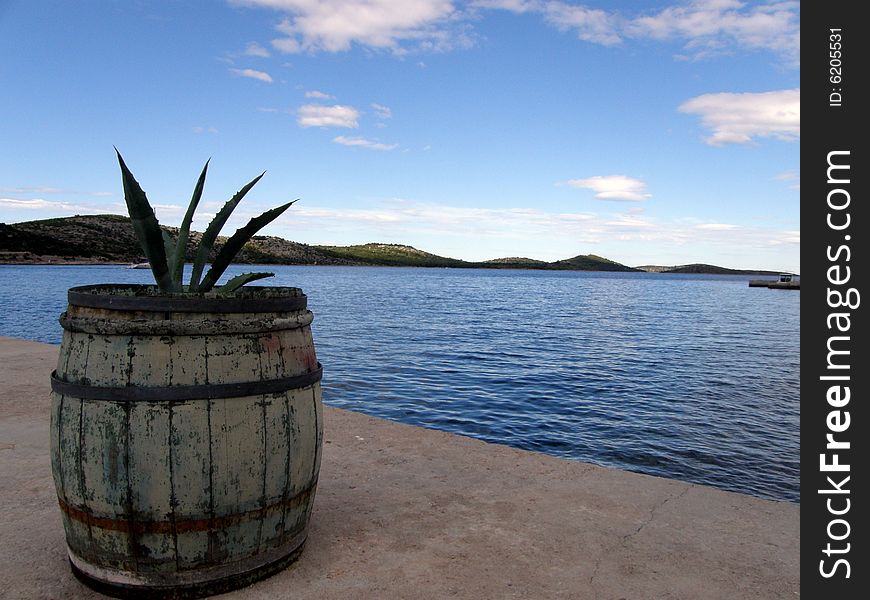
116, 149, 295, 294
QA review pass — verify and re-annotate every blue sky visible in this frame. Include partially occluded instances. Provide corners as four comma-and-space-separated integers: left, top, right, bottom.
0, 0, 799, 271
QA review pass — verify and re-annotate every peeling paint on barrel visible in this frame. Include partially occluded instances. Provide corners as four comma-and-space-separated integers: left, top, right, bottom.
49, 285, 323, 595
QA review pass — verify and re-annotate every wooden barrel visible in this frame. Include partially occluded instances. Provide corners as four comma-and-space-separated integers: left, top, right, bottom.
49, 284, 323, 598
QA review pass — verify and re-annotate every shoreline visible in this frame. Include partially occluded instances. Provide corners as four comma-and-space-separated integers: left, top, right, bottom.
1, 259, 792, 277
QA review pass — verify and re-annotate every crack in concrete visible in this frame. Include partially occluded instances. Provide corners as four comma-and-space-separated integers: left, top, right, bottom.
587, 485, 693, 594
622, 486, 691, 544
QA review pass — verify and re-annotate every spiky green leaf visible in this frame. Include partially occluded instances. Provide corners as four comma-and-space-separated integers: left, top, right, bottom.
161, 230, 177, 289
197, 200, 295, 292
116, 149, 173, 292
171, 159, 209, 286
188, 171, 265, 290
217, 271, 275, 293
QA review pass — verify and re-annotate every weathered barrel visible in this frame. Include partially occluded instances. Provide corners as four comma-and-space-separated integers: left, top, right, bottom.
49, 284, 323, 598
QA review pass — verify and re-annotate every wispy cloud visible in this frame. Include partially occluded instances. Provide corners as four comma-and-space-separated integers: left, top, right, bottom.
773, 169, 800, 190
371, 103, 392, 120
476, 0, 800, 65
627, 0, 800, 65
271, 199, 798, 267
543, 2, 621, 46
243, 42, 271, 57
229, 67, 274, 83
192, 126, 219, 134
471, 0, 539, 14
305, 90, 335, 99
236, 1, 799, 65
332, 135, 398, 151
696, 223, 738, 231
297, 104, 360, 128
0, 186, 112, 197
679, 88, 799, 145
563, 175, 651, 201
0, 197, 189, 220
0, 198, 123, 214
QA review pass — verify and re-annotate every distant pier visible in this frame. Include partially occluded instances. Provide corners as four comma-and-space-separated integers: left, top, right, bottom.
749, 274, 800, 290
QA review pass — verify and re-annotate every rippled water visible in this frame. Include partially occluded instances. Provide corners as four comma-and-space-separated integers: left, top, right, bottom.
0, 264, 799, 502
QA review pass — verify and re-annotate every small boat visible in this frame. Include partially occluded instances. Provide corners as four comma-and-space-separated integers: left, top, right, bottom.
127, 262, 150, 269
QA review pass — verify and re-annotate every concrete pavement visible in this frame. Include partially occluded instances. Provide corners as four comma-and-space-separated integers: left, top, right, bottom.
0, 336, 799, 599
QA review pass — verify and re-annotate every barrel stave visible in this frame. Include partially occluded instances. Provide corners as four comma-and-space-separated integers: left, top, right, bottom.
53, 396, 93, 560
171, 336, 209, 386
205, 335, 263, 386
128, 401, 176, 570
171, 400, 213, 570
261, 393, 292, 546
209, 394, 266, 561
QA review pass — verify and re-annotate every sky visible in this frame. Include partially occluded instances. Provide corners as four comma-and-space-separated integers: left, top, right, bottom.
0, 0, 800, 272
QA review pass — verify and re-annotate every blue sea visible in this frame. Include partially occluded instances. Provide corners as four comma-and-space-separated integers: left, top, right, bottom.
0, 264, 799, 502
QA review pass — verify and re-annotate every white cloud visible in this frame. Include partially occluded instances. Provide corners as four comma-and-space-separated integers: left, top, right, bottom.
0, 198, 124, 214
333, 135, 398, 151
229, 67, 274, 83
628, 0, 800, 65
270, 198, 797, 269
305, 90, 335, 99
235, 0, 459, 54
773, 169, 800, 190
0, 186, 112, 197
0, 197, 188, 220
234, 1, 798, 65
679, 88, 799, 145
543, 2, 621, 45
192, 126, 219, 134
471, 0, 540, 13
475, 0, 799, 65
243, 42, 272, 57
696, 223, 738, 231
770, 230, 800, 245
564, 175, 651, 201
297, 104, 360, 128
371, 103, 392, 119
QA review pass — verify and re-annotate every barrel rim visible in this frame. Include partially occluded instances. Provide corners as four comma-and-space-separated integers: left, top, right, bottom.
59, 310, 315, 336
67, 284, 307, 313
69, 533, 308, 598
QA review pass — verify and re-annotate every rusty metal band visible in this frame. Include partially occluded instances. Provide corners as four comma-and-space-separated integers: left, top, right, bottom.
67, 284, 307, 313
50, 364, 322, 401
57, 483, 315, 535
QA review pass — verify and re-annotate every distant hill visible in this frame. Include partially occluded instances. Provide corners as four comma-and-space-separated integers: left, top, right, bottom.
0, 214, 146, 263
0, 214, 353, 266
315, 243, 468, 267
635, 263, 787, 276
482, 257, 549, 269
1, 214, 778, 274
552, 254, 640, 272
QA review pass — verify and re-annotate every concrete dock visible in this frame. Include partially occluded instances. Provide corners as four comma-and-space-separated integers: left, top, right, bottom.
0, 336, 799, 599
